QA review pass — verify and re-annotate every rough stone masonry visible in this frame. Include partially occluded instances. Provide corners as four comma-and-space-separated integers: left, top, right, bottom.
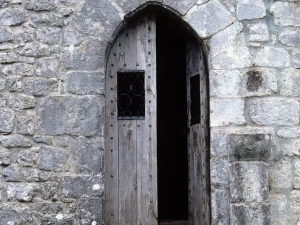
0, 0, 299, 224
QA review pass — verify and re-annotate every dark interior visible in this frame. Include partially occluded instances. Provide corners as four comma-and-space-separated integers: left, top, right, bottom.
157, 12, 192, 221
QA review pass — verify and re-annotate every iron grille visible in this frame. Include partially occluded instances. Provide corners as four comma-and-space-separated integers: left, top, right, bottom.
190, 74, 200, 125
117, 70, 145, 120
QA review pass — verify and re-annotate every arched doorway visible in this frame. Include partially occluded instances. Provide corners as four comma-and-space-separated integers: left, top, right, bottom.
105, 8, 210, 225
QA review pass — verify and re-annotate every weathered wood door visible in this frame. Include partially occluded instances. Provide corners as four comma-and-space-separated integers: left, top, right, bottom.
105, 11, 210, 225
105, 12, 157, 225
186, 39, 210, 225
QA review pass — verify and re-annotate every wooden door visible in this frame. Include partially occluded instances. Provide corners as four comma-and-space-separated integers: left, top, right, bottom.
186, 39, 210, 225
105, 12, 158, 225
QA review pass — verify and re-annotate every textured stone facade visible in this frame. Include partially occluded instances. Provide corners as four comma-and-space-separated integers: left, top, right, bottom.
0, 0, 299, 224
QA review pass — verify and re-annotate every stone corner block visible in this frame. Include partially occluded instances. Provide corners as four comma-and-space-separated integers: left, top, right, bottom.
211, 189, 230, 225
210, 98, 246, 127
230, 203, 270, 225
228, 134, 272, 162
230, 162, 268, 203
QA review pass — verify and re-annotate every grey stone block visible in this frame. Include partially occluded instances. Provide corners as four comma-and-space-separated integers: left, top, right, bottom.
0, 94, 8, 107
30, 12, 64, 27
185, 0, 235, 38
16, 115, 36, 135
7, 183, 39, 202
277, 127, 300, 139
0, 0, 9, 8
75, 137, 104, 175
237, 0, 266, 20
0, 108, 15, 133
248, 22, 269, 42
249, 98, 299, 126
228, 134, 272, 162
60, 0, 76, 5
16, 23, 35, 44
230, 203, 270, 225
0, 204, 37, 224
63, 29, 86, 47
14, 63, 34, 76
25, 77, 49, 96
39, 146, 69, 171
290, 190, 300, 214
208, 22, 251, 70
269, 160, 292, 190
0, 134, 32, 148
210, 70, 242, 98
0, 52, 18, 63
20, 42, 51, 57
242, 68, 277, 97
41, 214, 73, 225
41, 182, 59, 200
270, 194, 287, 225
0, 146, 11, 165
30, 203, 63, 214
33, 135, 68, 147
38, 96, 103, 136
0, 78, 5, 91
65, 71, 104, 95
280, 68, 300, 96
211, 190, 230, 225
62, 176, 103, 198
0, 8, 28, 26
8, 94, 36, 110
75, 198, 103, 224
24, 0, 58, 11
271, 2, 300, 27
8, 75, 23, 92
27, 168, 50, 182
279, 29, 300, 48
292, 50, 300, 68
36, 57, 59, 78
230, 162, 268, 203
63, 38, 106, 71
37, 26, 62, 45
164, 0, 200, 15
17, 147, 40, 167
253, 47, 289, 68
72, 0, 121, 38
3, 164, 26, 182
210, 98, 246, 127
0, 27, 13, 43
211, 158, 230, 189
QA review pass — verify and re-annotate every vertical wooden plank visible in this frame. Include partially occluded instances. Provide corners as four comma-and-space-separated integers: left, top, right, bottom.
136, 12, 157, 225
105, 42, 119, 224
186, 40, 196, 225
199, 46, 211, 225
118, 19, 138, 225
187, 39, 210, 225
136, 14, 149, 225
147, 12, 158, 223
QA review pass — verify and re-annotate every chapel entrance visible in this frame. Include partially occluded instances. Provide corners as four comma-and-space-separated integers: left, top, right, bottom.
105, 9, 210, 225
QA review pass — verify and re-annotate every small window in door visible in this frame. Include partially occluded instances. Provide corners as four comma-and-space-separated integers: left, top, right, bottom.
117, 70, 145, 120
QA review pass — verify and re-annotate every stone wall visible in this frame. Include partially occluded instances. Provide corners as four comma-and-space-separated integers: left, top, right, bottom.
0, 0, 299, 224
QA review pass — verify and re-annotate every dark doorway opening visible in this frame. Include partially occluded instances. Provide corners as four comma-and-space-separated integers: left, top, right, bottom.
157, 12, 190, 222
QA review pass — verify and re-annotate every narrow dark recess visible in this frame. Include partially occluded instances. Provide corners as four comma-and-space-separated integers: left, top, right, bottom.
157, 12, 189, 221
